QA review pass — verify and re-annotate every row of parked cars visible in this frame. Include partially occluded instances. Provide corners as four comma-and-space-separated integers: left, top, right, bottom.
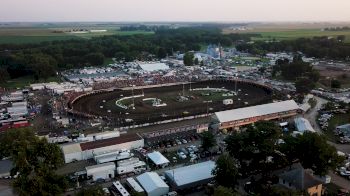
177, 145, 200, 161
149, 134, 199, 149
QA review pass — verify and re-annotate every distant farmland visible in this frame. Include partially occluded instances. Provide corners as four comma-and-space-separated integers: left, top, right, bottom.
0, 27, 154, 44
223, 28, 350, 43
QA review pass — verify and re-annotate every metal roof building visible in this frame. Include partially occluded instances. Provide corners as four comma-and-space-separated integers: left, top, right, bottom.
213, 100, 300, 130
136, 172, 169, 196
147, 151, 170, 168
86, 162, 115, 181
164, 161, 216, 190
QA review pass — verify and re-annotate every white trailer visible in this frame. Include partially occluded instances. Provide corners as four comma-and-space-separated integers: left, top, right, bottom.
126, 177, 144, 193
112, 181, 130, 196
117, 161, 146, 175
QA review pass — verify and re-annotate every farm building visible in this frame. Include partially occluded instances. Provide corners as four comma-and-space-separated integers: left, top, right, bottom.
86, 162, 115, 181
136, 172, 169, 196
212, 100, 300, 130
147, 151, 170, 168
60, 133, 144, 163
294, 117, 316, 133
164, 161, 216, 190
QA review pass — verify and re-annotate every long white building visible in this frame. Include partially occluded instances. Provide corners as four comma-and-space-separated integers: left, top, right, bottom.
212, 100, 300, 130
60, 133, 144, 163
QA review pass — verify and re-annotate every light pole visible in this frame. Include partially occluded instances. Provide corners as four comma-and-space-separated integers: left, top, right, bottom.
131, 85, 135, 110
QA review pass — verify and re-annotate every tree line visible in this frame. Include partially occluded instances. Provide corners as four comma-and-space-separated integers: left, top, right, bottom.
0, 27, 255, 81
237, 36, 350, 60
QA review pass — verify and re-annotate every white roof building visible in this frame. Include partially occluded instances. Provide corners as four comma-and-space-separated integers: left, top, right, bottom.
147, 151, 170, 167
60, 143, 83, 163
126, 177, 144, 193
164, 161, 216, 190
215, 100, 299, 123
139, 63, 169, 72
136, 172, 169, 196
213, 100, 300, 129
294, 117, 316, 133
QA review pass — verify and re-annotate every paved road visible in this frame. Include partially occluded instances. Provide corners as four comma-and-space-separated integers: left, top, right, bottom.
0, 180, 15, 196
304, 95, 350, 189
303, 95, 328, 133
328, 172, 350, 189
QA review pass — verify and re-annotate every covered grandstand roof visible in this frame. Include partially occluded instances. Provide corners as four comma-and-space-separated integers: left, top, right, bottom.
294, 117, 316, 133
80, 133, 142, 151
164, 161, 216, 187
147, 151, 170, 166
214, 100, 299, 123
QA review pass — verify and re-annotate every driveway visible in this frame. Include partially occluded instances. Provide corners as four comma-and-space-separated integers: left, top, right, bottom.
303, 95, 328, 133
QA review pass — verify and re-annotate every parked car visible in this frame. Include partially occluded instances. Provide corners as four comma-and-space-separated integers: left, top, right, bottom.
177, 152, 187, 159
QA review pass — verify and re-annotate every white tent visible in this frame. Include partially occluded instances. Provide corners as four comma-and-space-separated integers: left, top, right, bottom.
136, 172, 169, 196
294, 117, 316, 133
164, 161, 216, 189
147, 151, 170, 167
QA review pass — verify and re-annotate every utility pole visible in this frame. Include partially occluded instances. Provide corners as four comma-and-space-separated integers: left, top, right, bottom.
132, 85, 135, 110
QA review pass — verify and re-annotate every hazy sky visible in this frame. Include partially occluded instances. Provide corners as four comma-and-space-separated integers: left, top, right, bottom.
1, 0, 350, 22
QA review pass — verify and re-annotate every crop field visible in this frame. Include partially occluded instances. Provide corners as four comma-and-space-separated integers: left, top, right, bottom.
250, 29, 350, 43
71, 80, 272, 126
0, 27, 154, 44
223, 27, 350, 43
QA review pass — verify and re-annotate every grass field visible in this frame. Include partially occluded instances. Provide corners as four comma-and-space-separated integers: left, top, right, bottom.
324, 113, 350, 142
0, 27, 154, 44
0, 75, 59, 89
249, 29, 350, 43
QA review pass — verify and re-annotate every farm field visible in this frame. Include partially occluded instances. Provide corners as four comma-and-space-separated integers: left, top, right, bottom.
71, 80, 272, 126
223, 26, 350, 43
250, 29, 350, 43
0, 27, 154, 44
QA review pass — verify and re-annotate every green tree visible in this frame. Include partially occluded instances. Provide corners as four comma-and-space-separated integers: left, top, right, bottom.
280, 132, 344, 176
213, 186, 237, 196
157, 47, 167, 59
295, 77, 315, 95
76, 185, 105, 196
85, 52, 105, 66
183, 52, 194, 66
29, 54, 57, 81
331, 79, 341, 88
0, 128, 68, 195
194, 58, 199, 65
0, 68, 10, 84
201, 131, 216, 151
225, 121, 284, 176
212, 154, 239, 188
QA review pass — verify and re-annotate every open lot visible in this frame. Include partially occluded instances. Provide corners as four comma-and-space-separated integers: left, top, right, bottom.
71, 80, 272, 125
